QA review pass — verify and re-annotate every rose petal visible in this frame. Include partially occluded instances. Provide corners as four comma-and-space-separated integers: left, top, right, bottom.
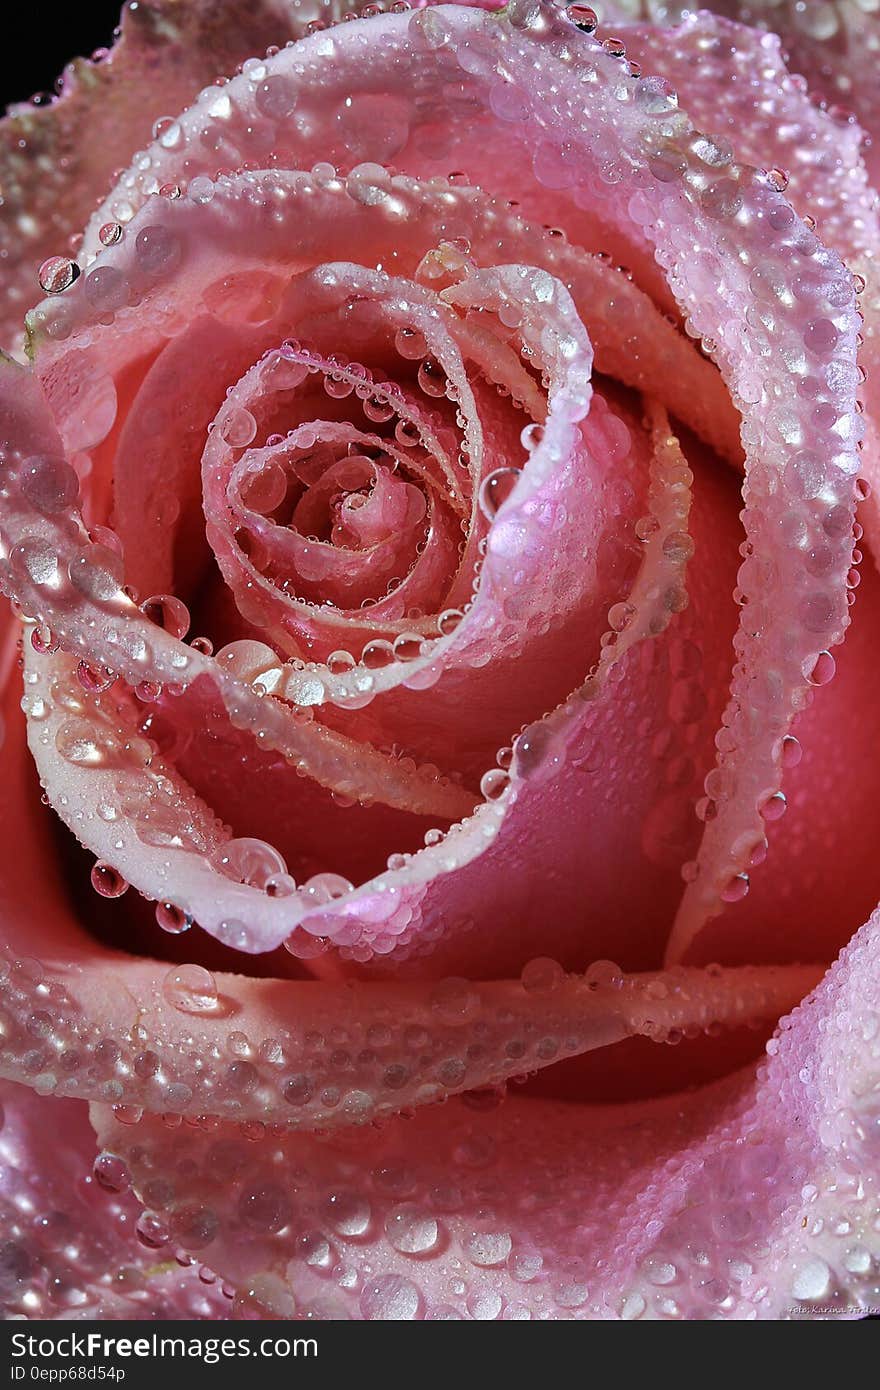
88, 902, 880, 1318
0, 0, 304, 354
599, 1, 880, 177
0, 1079, 229, 1318
606, 7, 880, 562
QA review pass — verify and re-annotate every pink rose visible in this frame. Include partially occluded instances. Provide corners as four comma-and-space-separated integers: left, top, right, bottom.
0, 0, 878, 1320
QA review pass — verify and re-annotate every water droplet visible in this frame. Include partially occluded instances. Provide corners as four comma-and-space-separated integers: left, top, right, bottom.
140, 593, 190, 640
93, 1152, 130, 1193
220, 408, 257, 449
429, 977, 480, 1023
322, 1190, 371, 1238
417, 357, 447, 397
21, 455, 79, 515
171, 1205, 219, 1252
213, 837, 287, 890
135, 224, 180, 276
791, 1257, 831, 1302
721, 872, 750, 904
480, 767, 510, 801
806, 650, 836, 685
68, 543, 124, 602
155, 902, 192, 935
255, 75, 298, 119
55, 718, 106, 765
135, 1211, 170, 1249
362, 640, 395, 670
465, 1229, 513, 1267
90, 862, 128, 898
394, 326, 428, 360
162, 964, 218, 1014
237, 1183, 292, 1233
567, 5, 598, 33
385, 1204, 440, 1255
479, 467, 521, 520
760, 792, 787, 822
76, 660, 115, 694
521, 957, 564, 993
38, 256, 80, 294
359, 1273, 421, 1320
437, 608, 463, 637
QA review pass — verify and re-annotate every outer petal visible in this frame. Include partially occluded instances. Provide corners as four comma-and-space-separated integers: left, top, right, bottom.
0, 623, 814, 1120
89, 904, 880, 1320
599, 1, 880, 175
0, 1079, 228, 1318
0, 0, 305, 354
601, 6, 880, 570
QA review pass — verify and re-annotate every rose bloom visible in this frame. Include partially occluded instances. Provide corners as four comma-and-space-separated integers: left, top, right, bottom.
0, 0, 878, 1322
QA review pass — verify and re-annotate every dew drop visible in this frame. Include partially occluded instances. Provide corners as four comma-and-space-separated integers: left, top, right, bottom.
162, 964, 218, 1014
140, 593, 190, 640
68, 544, 124, 602
437, 608, 463, 637
90, 862, 128, 899
359, 1273, 421, 1320
721, 872, 750, 904
567, 4, 598, 33
55, 718, 105, 765
155, 902, 192, 935
480, 767, 510, 801
219, 408, 257, 449
417, 357, 447, 397
38, 256, 80, 294
322, 1190, 371, 1238
135, 1211, 170, 1249
21, 455, 79, 515
806, 650, 836, 686
521, 957, 564, 993
394, 326, 428, 360
478, 467, 521, 520
465, 1229, 513, 1267
93, 1152, 130, 1193
385, 1204, 440, 1255
213, 837, 287, 890
760, 791, 787, 822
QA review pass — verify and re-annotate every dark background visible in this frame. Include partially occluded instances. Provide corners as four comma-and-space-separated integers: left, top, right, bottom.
5, 1, 125, 107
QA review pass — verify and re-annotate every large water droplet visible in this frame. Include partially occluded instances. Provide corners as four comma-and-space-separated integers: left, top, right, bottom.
321, 1190, 371, 1238
359, 1273, 421, 1320
91, 862, 128, 899
213, 837, 287, 890
38, 256, 80, 294
478, 467, 521, 520
162, 964, 218, 1014
385, 1205, 440, 1255
93, 1152, 130, 1193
